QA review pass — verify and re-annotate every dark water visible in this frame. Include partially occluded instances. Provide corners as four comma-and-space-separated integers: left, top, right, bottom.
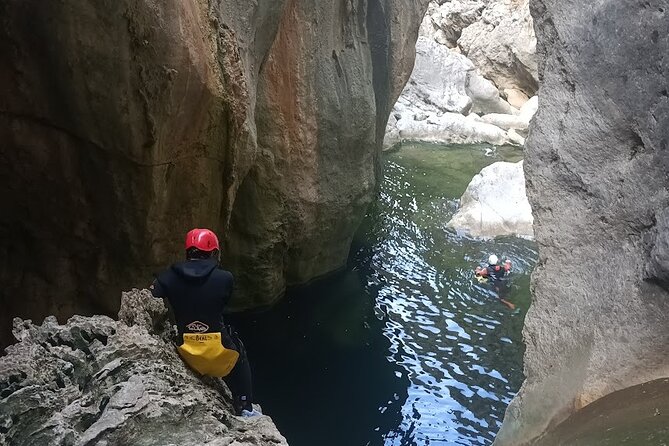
231, 143, 537, 446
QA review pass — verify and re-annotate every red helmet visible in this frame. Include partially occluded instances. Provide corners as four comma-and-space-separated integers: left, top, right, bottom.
185, 228, 220, 252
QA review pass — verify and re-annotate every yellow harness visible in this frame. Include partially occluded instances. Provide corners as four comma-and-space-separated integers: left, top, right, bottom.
475, 274, 489, 284
177, 332, 239, 378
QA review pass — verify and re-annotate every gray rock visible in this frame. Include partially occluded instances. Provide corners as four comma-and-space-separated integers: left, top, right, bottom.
466, 70, 519, 115
480, 113, 530, 131
420, 0, 487, 48
518, 95, 539, 122
458, 0, 538, 96
495, 0, 669, 444
403, 37, 477, 115
506, 128, 526, 146
385, 110, 513, 148
0, 289, 287, 446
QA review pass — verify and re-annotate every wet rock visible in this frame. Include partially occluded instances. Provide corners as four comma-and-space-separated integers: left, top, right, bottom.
448, 161, 533, 238
0, 0, 430, 345
0, 289, 287, 446
495, 0, 669, 444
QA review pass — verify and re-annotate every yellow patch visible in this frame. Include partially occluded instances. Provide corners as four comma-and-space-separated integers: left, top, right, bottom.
177, 332, 239, 378
475, 275, 489, 284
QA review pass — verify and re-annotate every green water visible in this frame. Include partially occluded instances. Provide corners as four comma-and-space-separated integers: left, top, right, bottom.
232, 143, 535, 446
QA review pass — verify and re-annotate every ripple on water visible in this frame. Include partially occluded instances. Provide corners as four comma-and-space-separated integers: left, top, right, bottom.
231, 144, 536, 446
365, 144, 536, 445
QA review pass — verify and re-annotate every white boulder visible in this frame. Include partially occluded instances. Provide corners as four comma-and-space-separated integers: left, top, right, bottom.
383, 111, 513, 149
447, 160, 534, 238
519, 95, 539, 121
480, 113, 530, 131
466, 72, 518, 115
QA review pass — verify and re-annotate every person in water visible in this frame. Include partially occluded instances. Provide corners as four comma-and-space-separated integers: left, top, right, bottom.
475, 254, 515, 310
150, 228, 259, 417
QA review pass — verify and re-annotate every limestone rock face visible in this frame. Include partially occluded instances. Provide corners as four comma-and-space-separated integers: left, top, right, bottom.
448, 161, 533, 238
0, 289, 287, 446
0, 0, 430, 344
419, 0, 486, 48
495, 1, 669, 444
458, 0, 538, 96
385, 0, 540, 148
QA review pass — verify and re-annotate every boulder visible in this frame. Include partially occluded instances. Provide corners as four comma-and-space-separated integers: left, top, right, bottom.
402, 36, 476, 115
480, 113, 530, 131
466, 71, 519, 115
506, 128, 526, 146
448, 161, 534, 238
384, 111, 513, 148
519, 95, 539, 121
0, 289, 287, 446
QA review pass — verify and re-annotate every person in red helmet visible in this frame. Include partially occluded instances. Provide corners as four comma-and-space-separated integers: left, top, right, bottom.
150, 228, 259, 416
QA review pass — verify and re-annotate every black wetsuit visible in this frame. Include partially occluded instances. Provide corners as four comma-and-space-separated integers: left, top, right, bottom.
486, 263, 510, 298
151, 258, 253, 413
486, 263, 507, 282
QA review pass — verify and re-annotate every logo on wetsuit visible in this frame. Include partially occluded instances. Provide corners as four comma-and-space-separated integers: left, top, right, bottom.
186, 321, 210, 333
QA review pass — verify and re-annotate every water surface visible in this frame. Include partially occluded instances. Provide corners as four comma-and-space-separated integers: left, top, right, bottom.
232, 143, 536, 446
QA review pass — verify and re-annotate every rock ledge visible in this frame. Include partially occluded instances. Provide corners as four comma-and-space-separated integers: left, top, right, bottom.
0, 289, 287, 446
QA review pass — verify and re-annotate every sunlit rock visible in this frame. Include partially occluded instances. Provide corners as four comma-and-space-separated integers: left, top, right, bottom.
385, 111, 512, 149
480, 113, 530, 131
504, 88, 530, 108
458, 0, 538, 96
448, 161, 533, 238
419, 0, 486, 48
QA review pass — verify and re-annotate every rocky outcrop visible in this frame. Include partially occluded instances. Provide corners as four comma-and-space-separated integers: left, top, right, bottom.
0, 289, 287, 446
458, 0, 538, 97
448, 161, 533, 238
384, 0, 539, 148
0, 0, 430, 345
420, 0, 538, 97
419, 0, 486, 48
495, 0, 669, 444
383, 35, 519, 148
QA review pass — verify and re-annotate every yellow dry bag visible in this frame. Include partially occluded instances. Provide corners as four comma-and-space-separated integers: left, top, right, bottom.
177, 332, 239, 378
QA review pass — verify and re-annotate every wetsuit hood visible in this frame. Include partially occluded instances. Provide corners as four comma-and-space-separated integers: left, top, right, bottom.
171, 258, 219, 281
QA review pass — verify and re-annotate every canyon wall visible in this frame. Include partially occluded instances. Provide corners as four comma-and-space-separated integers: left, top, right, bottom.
0, 0, 429, 345
495, 0, 669, 443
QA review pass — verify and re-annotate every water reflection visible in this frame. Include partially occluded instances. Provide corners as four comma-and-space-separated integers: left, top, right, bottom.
231, 144, 536, 446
